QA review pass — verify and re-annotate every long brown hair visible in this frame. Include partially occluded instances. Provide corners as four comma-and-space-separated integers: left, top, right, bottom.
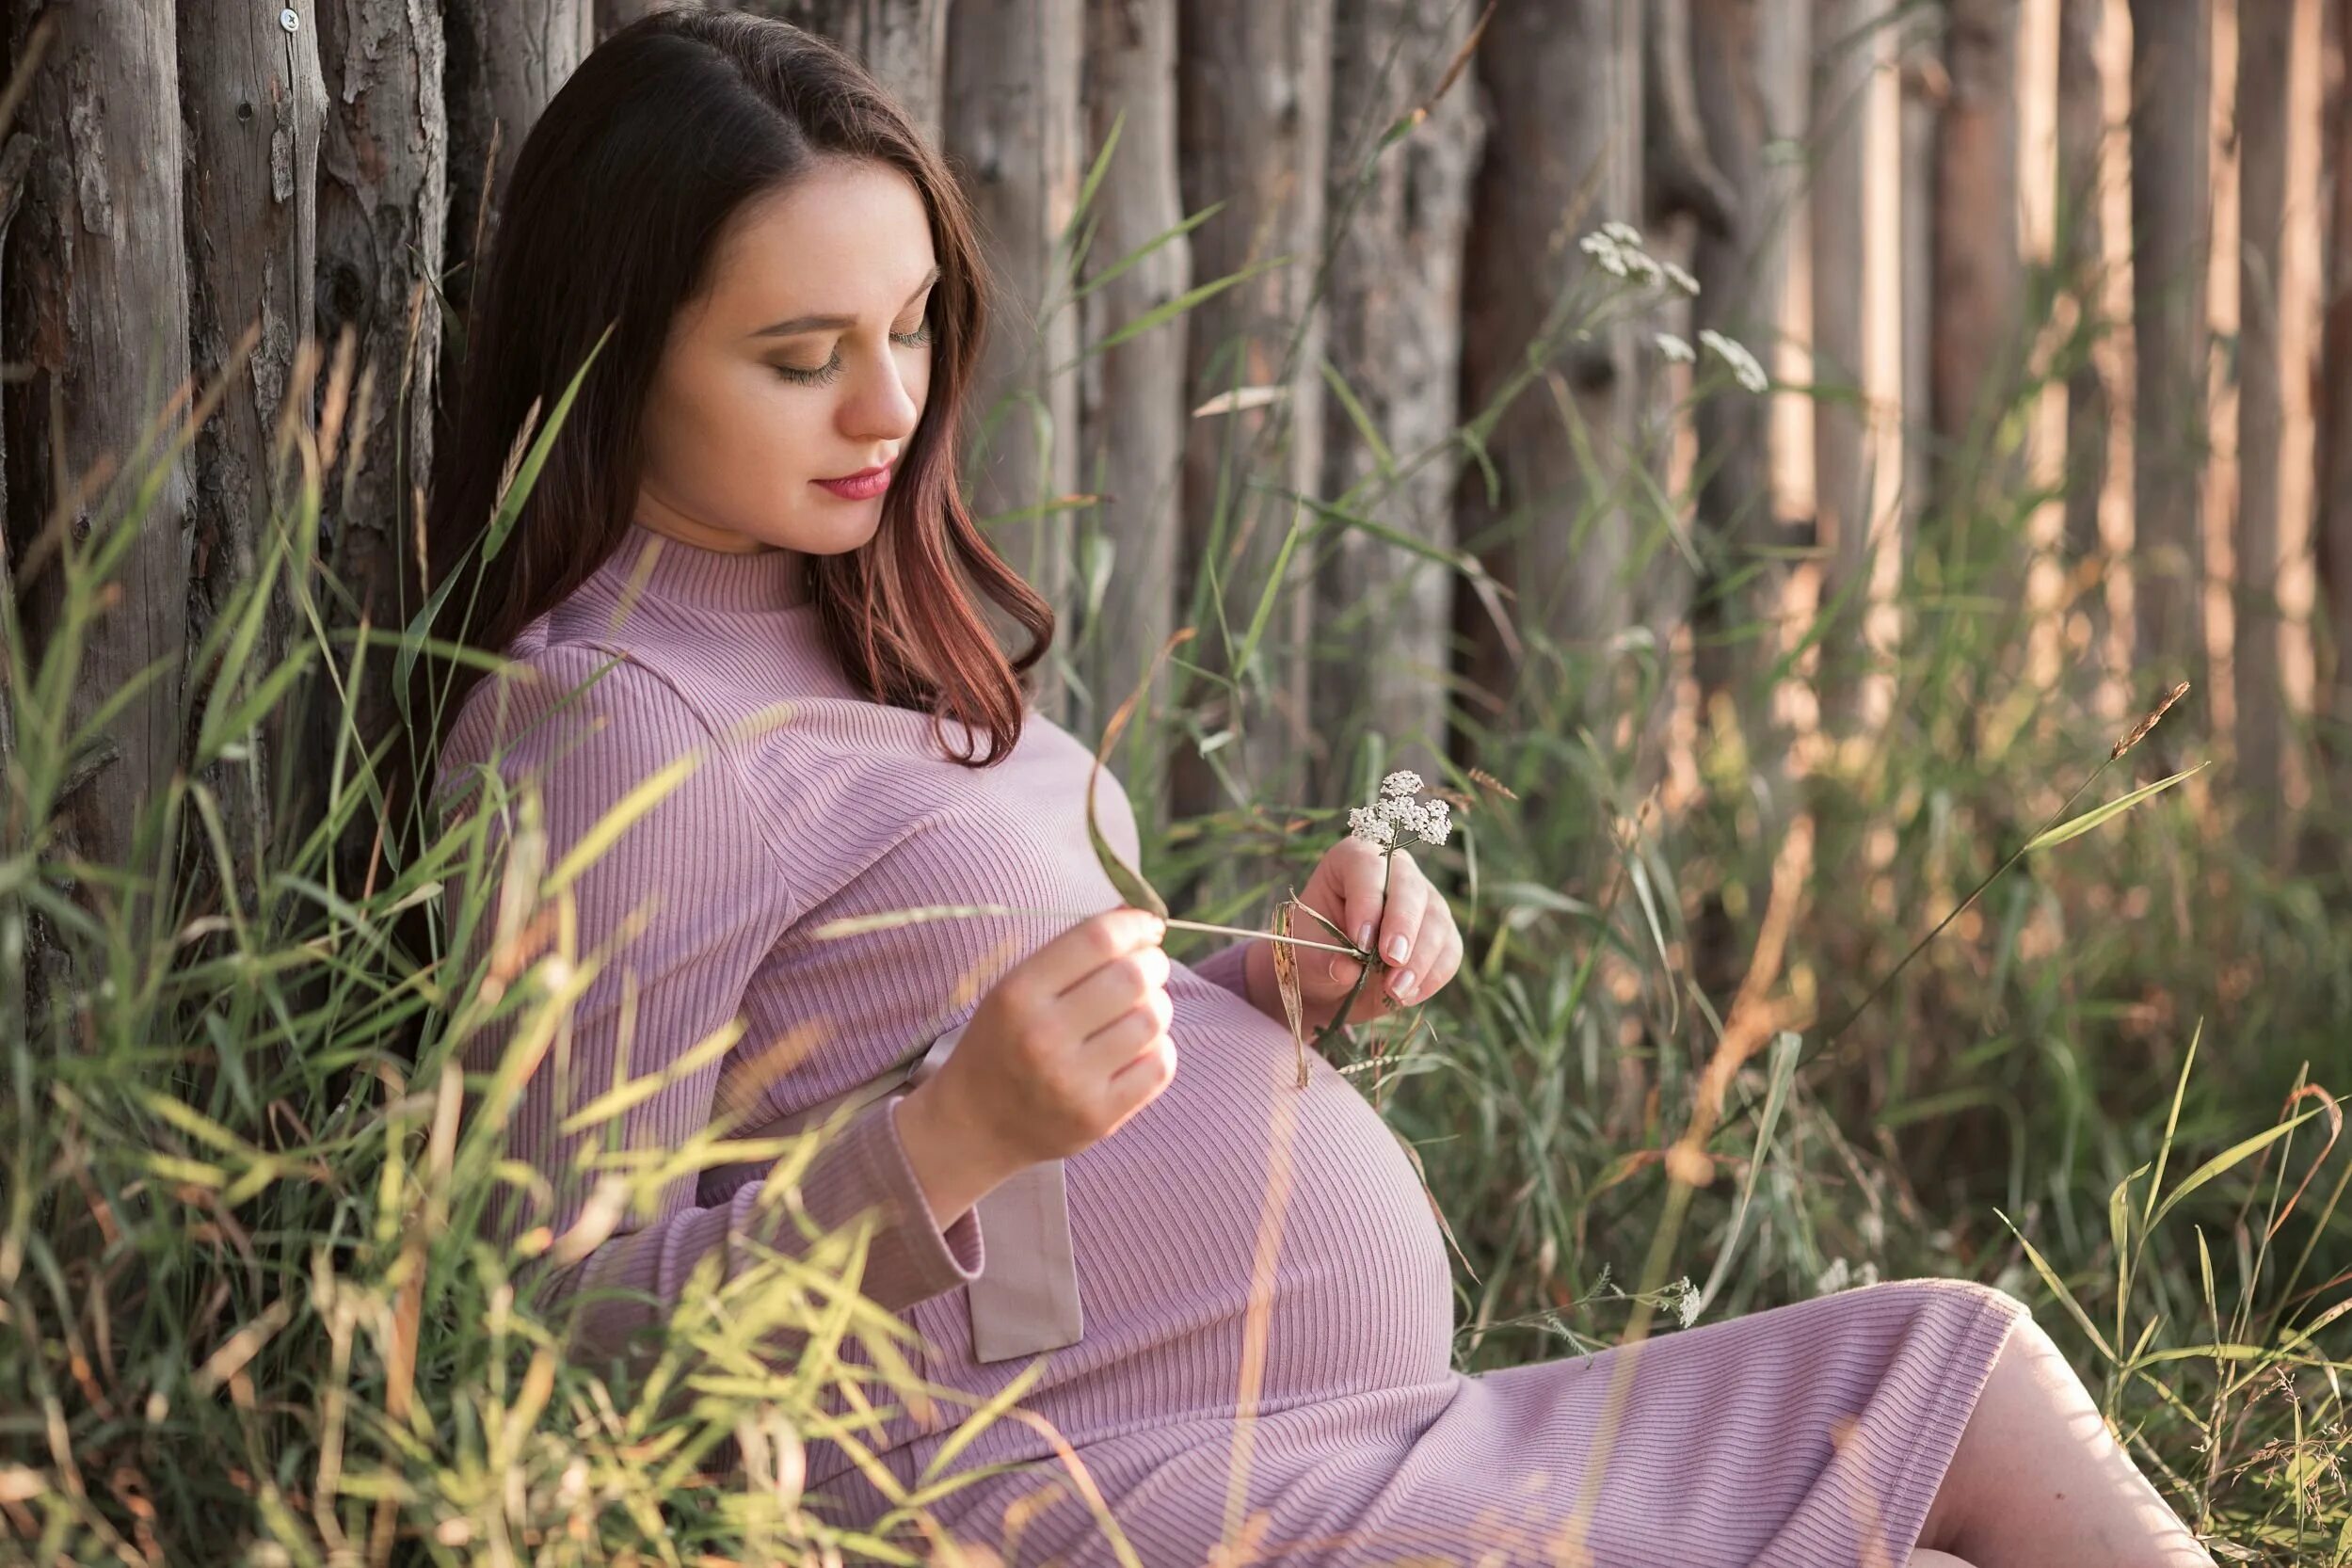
390, 8, 1052, 850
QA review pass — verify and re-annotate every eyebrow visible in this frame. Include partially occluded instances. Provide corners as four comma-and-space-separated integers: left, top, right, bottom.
747, 265, 942, 338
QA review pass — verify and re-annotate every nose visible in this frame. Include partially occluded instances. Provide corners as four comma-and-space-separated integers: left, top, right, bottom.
838, 345, 921, 447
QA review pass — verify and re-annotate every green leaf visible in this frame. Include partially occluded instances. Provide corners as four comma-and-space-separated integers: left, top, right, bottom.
1699, 1030, 1800, 1311
2022, 762, 2209, 854
1096, 258, 1285, 353
1996, 1206, 2114, 1361
2146, 1105, 2328, 1234
2144, 1019, 2201, 1230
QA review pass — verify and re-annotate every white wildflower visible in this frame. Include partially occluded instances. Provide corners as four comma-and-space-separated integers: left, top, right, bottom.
1698, 328, 1768, 393
1600, 218, 1643, 248
1661, 259, 1701, 296
1654, 331, 1695, 364
1814, 1256, 1852, 1296
1577, 229, 1633, 279
1349, 771, 1450, 853
1348, 804, 1397, 849
1624, 248, 1664, 286
1672, 1276, 1703, 1328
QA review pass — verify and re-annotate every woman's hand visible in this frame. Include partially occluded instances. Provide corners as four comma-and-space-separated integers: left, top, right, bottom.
1251, 834, 1464, 1031
901, 906, 1176, 1220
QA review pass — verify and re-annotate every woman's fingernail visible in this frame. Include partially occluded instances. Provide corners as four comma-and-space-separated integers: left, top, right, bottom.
1356, 922, 1374, 949
1328, 956, 1348, 981
1392, 969, 1416, 997
1385, 934, 1409, 963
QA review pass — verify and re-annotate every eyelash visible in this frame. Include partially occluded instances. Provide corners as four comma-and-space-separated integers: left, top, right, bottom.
774, 321, 934, 386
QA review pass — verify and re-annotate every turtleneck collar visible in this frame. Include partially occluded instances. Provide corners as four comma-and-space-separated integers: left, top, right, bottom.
606, 520, 816, 613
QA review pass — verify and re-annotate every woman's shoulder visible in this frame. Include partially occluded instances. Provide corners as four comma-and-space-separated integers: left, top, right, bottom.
432, 631, 739, 813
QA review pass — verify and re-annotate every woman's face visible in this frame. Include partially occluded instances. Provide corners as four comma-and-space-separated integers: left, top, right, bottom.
635, 156, 938, 567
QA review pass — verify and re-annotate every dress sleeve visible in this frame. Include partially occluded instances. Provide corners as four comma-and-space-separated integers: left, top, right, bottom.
437, 644, 982, 1364
1190, 936, 1260, 1004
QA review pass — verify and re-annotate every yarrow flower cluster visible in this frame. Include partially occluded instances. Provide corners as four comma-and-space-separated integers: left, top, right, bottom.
1348, 769, 1451, 851
1653, 331, 1695, 364
1697, 328, 1768, 393
1576, 219, 1700, 297
1672, 1275, 1704, 1329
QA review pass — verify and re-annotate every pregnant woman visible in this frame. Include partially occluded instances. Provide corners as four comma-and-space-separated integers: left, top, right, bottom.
413, 12, 2215, 1566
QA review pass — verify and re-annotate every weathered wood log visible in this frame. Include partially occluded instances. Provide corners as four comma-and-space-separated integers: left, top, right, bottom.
597, 0, 679, 40
943, 0, 1082, 728
177, 0, 328, 917
2056, 0, 2109, 584
315, 0, 449, 880
1688, 0, 1805, 1000
1, 0, 193, 1004
2127, 0, 2211, 693
2237, 0, 2295, 854
1313, 0, 1483, 801
1170, 0, 1332, 838
1931, 0, 2023, 488
1455, 0, 1641, 756
762, 0, 948, 142
1812, 0, 1873, 726
443, 0, 591, 314
1075, 0, 1188, 779
2320, 0, 2352, 811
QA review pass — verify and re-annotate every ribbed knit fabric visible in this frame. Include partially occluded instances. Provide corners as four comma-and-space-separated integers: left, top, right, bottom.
435, 521, 2026, 1566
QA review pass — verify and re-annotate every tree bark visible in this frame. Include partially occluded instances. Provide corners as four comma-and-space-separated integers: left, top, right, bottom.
2236, 0, 2292, 853
2127, 0, 2211, 694
1901, 18, 1944, 560
1454, 0, 1641, 764
762, 0, 949, 142
1688, 0, 1806, 1003
1312, 0, 1483, 801
1631, 0, 1720, 709
1931, 0, 2024, 488
597, 0, 677, 41
0, 118, 31, 1054
2323, 0, 2352, 798
1, 1, 193, 966
443, 0, 591, 320
2056, 0, 2109, 671
1644, 0, 1736, 236
943, 0, 1083, 727
1812, 0, 1873, 727
1171, 0, 1332, 840
315, 0, 450, 874
1075, 0, 1187, 791
177, 0, 328, 917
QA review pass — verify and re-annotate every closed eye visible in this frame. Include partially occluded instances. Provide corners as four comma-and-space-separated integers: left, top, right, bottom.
773, 318, 935, 386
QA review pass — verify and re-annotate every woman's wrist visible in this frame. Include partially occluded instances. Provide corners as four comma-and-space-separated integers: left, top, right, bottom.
893, 1080, 1022, 1226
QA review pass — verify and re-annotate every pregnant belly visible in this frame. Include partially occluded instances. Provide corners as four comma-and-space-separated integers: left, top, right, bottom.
1044, 970, 1458, 1415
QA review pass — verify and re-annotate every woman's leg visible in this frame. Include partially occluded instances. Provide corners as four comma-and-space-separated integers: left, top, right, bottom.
1915, 1313, 2215, 1566
1910, 1552, 1976, 1568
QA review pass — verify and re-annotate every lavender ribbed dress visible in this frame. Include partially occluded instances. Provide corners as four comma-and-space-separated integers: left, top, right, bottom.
437, 522, 2026, 1567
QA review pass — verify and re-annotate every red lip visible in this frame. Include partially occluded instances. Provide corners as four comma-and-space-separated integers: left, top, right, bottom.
819, 462, 890, 483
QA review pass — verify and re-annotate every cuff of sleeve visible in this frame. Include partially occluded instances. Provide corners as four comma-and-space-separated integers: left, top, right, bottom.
1191, 936, 1257, 1002
829, 1092, 984, 1302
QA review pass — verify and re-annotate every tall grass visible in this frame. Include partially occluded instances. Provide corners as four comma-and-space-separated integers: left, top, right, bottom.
4, 52, 2349, 1568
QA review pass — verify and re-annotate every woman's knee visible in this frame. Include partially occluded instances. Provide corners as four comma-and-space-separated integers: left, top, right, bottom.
1910, 1551, 1978, 1568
